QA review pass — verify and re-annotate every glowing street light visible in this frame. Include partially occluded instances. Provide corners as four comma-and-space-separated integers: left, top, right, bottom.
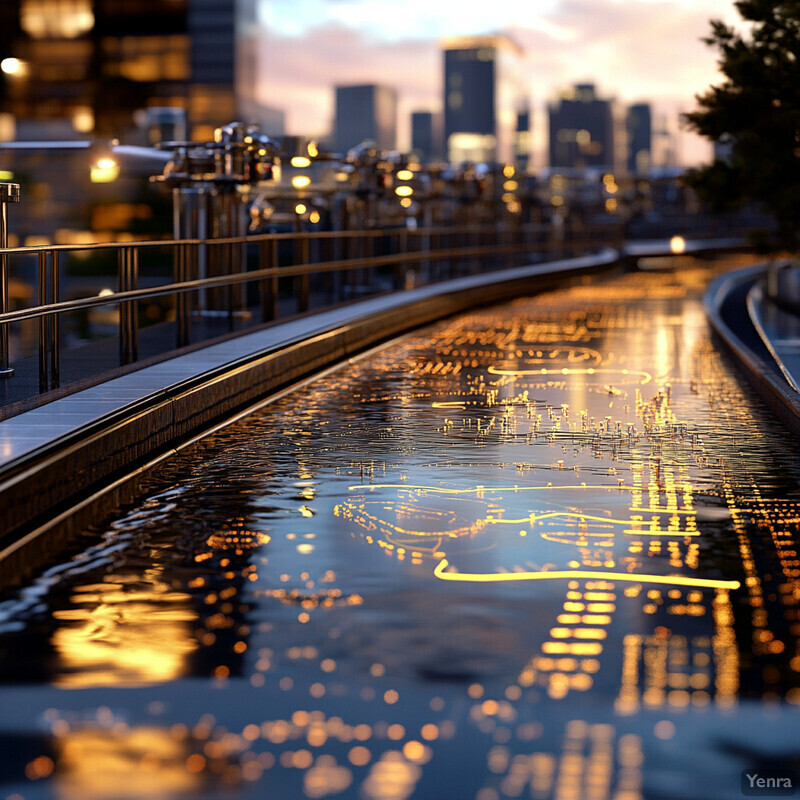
670, 235, 686, 254
0, 58, 24, 76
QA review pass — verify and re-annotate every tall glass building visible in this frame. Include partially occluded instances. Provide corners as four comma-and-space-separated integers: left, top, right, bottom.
0, 0, 283, 143
548, 83, 626, 174
334, 84, 398, 156
626, 103, 652, 175
442, 35, 529, 168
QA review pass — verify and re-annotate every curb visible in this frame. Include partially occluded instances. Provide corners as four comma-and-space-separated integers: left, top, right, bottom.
704, 263, 800, 434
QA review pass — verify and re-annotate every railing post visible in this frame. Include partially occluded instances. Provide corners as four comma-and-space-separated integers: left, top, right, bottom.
119, 246, 139, 365
297, 235, 310, 313
259, 237, 278, 323
37, 248, 60, 393
0, 182, 21, 378
175, 242, 191, 348
50, 250, 60, 387
37, 251, 47, 393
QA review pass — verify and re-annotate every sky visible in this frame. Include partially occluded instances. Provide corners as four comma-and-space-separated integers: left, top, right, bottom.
256, 0, 743, 167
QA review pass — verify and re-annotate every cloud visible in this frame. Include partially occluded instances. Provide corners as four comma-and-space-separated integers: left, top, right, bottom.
258, 0, 733, 163
260, 22, 441, 140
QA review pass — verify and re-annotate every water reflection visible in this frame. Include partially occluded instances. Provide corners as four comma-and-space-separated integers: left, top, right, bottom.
1, 255, 799, 799
51, 569, 198, 688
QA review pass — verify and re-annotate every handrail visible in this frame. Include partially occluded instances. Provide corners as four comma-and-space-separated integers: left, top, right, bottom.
0, 221, 625, 406
0, 223, 536, 256
0, 239, 589, 326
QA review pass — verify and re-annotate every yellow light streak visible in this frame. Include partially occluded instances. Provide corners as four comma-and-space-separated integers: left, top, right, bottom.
485, 510, 699, 534
487, 366, 653, 384
347, 483, 637, 494
433, 559, 740, 590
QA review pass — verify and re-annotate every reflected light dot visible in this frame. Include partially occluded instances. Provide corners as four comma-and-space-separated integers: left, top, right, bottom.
654, 720, 676, 739
349, 746, 371, 766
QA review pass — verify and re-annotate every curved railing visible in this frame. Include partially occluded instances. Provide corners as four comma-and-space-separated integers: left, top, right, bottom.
0, 221, 623, 411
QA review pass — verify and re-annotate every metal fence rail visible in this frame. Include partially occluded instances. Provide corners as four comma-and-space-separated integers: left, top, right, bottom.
0, 221, 624, 404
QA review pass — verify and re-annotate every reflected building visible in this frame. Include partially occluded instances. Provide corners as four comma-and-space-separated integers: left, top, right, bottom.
548, 83, 626, 174
0, 0, 284, 144
334, 84, 398, 155
442, 34, 530, 167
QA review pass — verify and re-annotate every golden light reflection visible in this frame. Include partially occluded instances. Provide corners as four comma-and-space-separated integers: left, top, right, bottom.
51, 572, 197, 688
487, 366, 653, 384
434, 558, 739, 589
54, 726, 203, 800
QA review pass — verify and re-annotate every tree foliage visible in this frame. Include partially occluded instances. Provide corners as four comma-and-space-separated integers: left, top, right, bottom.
683, 1, 800, 250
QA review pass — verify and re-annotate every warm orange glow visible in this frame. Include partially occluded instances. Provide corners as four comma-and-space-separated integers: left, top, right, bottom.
54, 727, 201, 800
670, 235, 687, 254
487, 366, 653, 383
51, 578, 197, 688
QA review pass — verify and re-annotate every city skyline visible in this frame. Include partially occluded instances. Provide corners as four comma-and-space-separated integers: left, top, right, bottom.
257, 0, 742, 166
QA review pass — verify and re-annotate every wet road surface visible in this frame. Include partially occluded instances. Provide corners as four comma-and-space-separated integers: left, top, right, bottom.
1, 255, 799, 800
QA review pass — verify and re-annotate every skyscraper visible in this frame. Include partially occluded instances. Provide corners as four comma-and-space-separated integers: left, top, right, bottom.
442, 34, 529, 167
334, 84, 398, 155
0, 0, 284, 143
548, 83, 626, 173
626, 103, 652, 175
411, 111, 442, 164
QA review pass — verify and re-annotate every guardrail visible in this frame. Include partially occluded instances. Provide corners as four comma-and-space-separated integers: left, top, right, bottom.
0, 221, 624, 405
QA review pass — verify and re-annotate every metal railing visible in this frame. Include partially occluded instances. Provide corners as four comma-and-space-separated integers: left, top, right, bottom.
0, 220, 624, 407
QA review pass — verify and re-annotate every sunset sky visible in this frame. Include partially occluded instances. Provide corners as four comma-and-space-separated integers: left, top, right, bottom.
257, 0, 743, 167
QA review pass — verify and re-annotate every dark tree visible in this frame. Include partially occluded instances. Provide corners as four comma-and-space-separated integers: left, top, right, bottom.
683, 1, 800, 251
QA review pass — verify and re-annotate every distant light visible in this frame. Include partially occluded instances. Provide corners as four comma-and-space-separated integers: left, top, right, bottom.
551, 195, 564, 207
605, 198, 618, 213
1, 58, 22, 75
503, 164, 515, 178
670, 235, 686, 254
503, 180, 518, 191
0, 171, 13, 181
291, 156, 311, 168
295, 203, 307, 215
309, 210, 321, 224
335, 172, 349, 183
396, 169, 414, 181
90, 161, 119, 183
400, 197, 413, 208
98, 288, 114, 297
395, 185, 413, 197
307, 141, 319, 158
73, 106, 94, 133
292, 175, 311, 189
